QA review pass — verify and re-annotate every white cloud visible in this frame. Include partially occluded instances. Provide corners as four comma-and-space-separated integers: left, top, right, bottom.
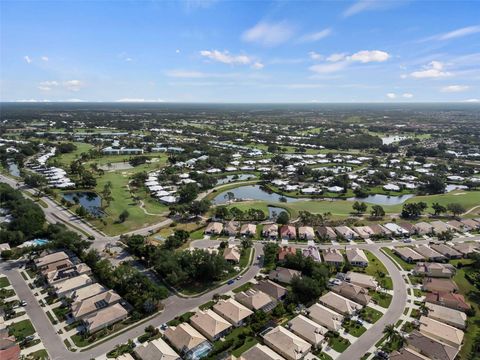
299, 28, 332, 43
386, 93, 397, 99
327, 53, 347, 62
409, 61, 452, 79
343, 0, 402, 17
200, 50, 253, 65
349, 50, 390, 63
441, 85, 469, 93
436, 25, 480, 41
402, 93, 413, 98
251, 62, 264, 70
309, 62, 348, 74
242, 21, 295, 46
462, 98, 479, 103
309, 52, 323, 60
38, 80, 84, 92
15, 99, 51, 102
41, 56, 49, 62
24, 55, 32, 64
176, 49, 181, 54
115, 98, 165, 102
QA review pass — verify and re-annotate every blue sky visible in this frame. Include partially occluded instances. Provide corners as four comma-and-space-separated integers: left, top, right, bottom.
1, 0, 479, 102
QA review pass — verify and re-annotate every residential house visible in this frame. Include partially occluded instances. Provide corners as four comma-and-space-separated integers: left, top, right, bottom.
269, 267, 301, 285
240, 224, 257, 237
446, 220, 465, 232
452, 243, 478, 257
239, 344, 285, 360
302, 246, 321, 262
398, 222, 416, 235
414, 246, 446, 262
204, 222, 223, 235
331, 282, 371, 306
345, 272, 377, 290
235, 289, 276, 312
426, 303, 467, 330
334, 226, 357, 240
288, 315, 327, 348
413, 263, 455, 278
407, 330, 459, 360
253, 280, 287, 301
212, 298, 253, 327
368, 224, 391, 237
322, 249, 344, 266
425, 292, 470, 312
224, 221, 239, 236
319, 292, 362, 315
414, 222, 434, 236
263, 224, 279, 240
384, 223, 409, 237
53, 274, 94, 298
390, 348, 430, 360
460, 219, 480, 231
0, 329, 20, 360
70, 283, 107, 303
307, 303, 344, 332
44, 263, 91, 285
34, 251, 70, 272
393, 247, 424, 263
298, 226, 315, 241
71, 289, 122, 321
430, 221, 450, 234
223, 246, 241, 264
316, 226, 336, 240
190, 309, 232, 341
134, 338, 180, 360
346, 248, 369, 267
280, 225, 296, 240
83, 303, 129, 333
353, 226, 374, 239
430, 244, 462, 259
422, 278, 458, 293
276, 246, 296, 261
262, 326, 311, 360
164, 323, 211, 359
419, 316, 464, 348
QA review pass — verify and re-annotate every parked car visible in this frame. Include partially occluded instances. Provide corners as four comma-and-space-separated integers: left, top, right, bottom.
19, 300, 27, 307
227, 279, 235, 285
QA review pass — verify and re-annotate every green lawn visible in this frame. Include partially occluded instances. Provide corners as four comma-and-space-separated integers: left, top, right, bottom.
199, 300, 215, 310
382, 248, 415, 270
25, 349, 49, 360
231, 337, 258, 357
51, 142, 94, 167
359, 250, 393, 290
343, 320, 367, 337
454, 267, 480, 358
52, 306, 70, 321
328, 335, 351, 353
0, 277, 10, 288
239, 248, 252, 268
359, 306, 383, 323
8, 319, 36, 339
369, 290, 392, 308
233, 282, 252, 293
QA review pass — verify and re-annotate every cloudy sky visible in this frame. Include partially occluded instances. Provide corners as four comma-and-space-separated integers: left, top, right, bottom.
1, 0, 479, 102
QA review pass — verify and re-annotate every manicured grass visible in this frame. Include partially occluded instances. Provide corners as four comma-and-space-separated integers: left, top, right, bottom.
167, 311, 195, 326
454, 267, 480, 359
231, 337, 258, 357
52, 306, 70, 321
239, 248, 252, 268
359, 306, 383, 324
52, 142, 94, 167
369, 290, 392, 308
343, 320, 367, 337
328, 335, 351, 353
199, 300, 215, 310
8, 319, 36, 339
0, 277, 10, 288
25, 349, 49, 360
382, 248, 415, 270
46, 311, 57, 325
232, 282, 252, 293
362, 250, 393, 290
0, 288, 15, 299
316, 353, 334, 360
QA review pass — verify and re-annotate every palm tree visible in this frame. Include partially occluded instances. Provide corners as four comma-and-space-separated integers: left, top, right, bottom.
383, 324, 397, 341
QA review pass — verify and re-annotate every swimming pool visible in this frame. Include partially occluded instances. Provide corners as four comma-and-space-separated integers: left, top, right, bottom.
188, 342, 212, 360
32, 239, 49, 246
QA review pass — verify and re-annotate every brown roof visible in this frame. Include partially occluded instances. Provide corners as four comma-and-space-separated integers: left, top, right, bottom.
164, 323, 207, 352
331, 282, 371, 305
277, 247, 297, 261
425, 292, 470, 311
407, 330, 458, 360
253, 280, 287, 300
422, 278, 458, 293
390, 348, 430, 360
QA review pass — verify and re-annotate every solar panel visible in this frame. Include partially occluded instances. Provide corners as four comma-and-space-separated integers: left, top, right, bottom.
94, 299, 108, 309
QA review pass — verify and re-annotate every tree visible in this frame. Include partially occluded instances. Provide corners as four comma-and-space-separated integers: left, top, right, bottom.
118, 210, 130, 223
447, 203, 465, 217
352, 201, 367, 215
241, 238, 253, 249
383, 324, 398, 342
178, 183, 199, 203
23, 173, 47, 188
290, 276, 323, 305
102, 182, 113, 207
438, 230, 454, 242
431, 202, 447, 216
277, 211, 290, 225
418, 175, 446, 194
401, 202, 427, 219
370, 205, 385, 218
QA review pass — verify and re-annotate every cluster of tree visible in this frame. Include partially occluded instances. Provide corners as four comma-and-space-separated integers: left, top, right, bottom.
69, 160, 97, 188
0, 184, 46, 246
310, 134, 383, 150
125, 235, 234, 289
82, 249, 168, 317
170, 199, 211, 218
57, 142, 78, 154
297, 211, 323, 226
401, 202, 428, 219
418, 175, 446, 195
129, 155, 149, 167
432, 202, 466, 217
352, 201, 368, 214
214, 205, 266, 221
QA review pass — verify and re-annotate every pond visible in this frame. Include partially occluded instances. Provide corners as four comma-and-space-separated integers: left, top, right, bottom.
381, 135, 408, 145
213, 185, 302, 204
215, 174, 256, 185
268, 206, 289, 219
62, 191, 104, 217
348, 193, 415, 206
7, 162, 20, 177
446, 184, 468, 192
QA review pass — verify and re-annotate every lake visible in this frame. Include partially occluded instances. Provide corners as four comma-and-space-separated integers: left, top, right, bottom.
62, 191, 104, 217
348, 193, 415, 205
216, 174, 256, 185
268, 206, 288, 219
7, 162, 20, 177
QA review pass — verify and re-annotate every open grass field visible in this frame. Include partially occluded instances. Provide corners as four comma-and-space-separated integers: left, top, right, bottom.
8, 319, 35, 339
51, 142, 94, 167
361, 250, 393, 290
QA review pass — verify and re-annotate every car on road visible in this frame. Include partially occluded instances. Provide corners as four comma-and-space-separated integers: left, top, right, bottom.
227, 279, 235, 285
19, 300, 27, 307
403, 238, 413, 243
160, 323, 168, 330
236, 275, 242, 280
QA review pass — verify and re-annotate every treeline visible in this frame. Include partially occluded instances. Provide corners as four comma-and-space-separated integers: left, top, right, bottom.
0, 183, 45, 246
